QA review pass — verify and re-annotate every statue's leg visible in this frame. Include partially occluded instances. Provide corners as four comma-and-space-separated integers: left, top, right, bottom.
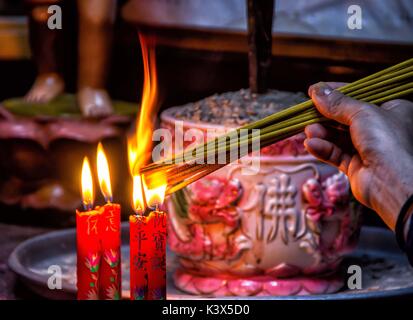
77, 0, 117, 117
25, 0, 65, 103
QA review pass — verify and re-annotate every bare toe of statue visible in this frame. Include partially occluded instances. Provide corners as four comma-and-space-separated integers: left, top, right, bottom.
78, 87, 114, 118
25, 73, 65, 103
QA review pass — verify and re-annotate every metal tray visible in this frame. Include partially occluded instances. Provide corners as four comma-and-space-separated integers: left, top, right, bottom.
8, 225, 413, 300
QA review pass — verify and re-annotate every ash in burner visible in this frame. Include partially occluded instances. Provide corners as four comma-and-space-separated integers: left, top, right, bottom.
171, 89, 307, 126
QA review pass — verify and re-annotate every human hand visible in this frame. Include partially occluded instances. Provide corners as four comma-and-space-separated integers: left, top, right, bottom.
304, 82, 413, 229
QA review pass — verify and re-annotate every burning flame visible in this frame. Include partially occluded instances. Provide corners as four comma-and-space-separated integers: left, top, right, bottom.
97, 142, 112, 202
132, 34, 158, 174
81, 157, 94, 210
128, 137, 167, 212
127, 135, 138, 176
144, 172, 167, 209
128, 135, 146, 213
132, 175, 146, 213
127, 34, 161, 213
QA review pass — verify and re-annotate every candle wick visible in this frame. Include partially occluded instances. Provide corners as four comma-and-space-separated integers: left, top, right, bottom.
134, 207, 144, 217
82, 200, 93, 211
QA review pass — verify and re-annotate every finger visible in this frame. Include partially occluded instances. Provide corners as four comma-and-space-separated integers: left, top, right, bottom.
324, 82, 349, 90
296, 132, 306, 141
308, 82, 378, 126
381, 99, 413, 117
304, 137, 352, 174
381, 100, 413, 130
308, 82, 348, 97
304, 123, 329, 139
305, 123, 353, 153
381, 99, 405, 111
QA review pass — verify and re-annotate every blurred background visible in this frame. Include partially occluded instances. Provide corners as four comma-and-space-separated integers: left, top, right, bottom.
0, 0, 412, 105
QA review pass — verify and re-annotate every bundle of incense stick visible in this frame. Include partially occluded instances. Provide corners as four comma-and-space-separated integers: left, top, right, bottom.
141, 58, 413, 195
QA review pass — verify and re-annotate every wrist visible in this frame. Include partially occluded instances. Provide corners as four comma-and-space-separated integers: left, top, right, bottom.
369, 159, 413, 230
395, 194, 413, 252
370, 180, 413, 230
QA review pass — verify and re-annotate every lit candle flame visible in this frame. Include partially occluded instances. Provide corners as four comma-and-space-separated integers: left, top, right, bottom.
81, 156, 94, 210
128, 35, 161, 214
143, 172, 167, 209
127, 135, 138, 176
131, 34, 158, 174
97, 142, 113, 202
128, 136, 146, 213
132, 175, 146, 214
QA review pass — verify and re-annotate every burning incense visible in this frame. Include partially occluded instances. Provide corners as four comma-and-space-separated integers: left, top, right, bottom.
140, 58, 413, 195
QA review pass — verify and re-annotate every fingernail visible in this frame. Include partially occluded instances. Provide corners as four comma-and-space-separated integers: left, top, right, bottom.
312, 82, 332, 97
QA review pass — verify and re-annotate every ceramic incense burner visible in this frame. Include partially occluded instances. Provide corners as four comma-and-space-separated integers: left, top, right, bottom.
162, 89, 361, 297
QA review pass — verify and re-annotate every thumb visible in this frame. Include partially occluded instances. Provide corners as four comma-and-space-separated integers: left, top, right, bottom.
308, 82, 377, 126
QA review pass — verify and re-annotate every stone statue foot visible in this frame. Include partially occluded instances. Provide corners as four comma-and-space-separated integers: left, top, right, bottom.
78, 87, 114, 118
25, 73, 65, 103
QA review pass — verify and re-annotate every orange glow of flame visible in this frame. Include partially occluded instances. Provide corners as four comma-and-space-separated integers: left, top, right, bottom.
81, 156, 94, 209
132, 175, 146, 213
128, 34, 160, 213
127, 135, 138, 176
132, 34, 158, 174
96, 142, 112, 202
128, 135, 146, 213
143, 172, 167, 208
128, 34, 166, 213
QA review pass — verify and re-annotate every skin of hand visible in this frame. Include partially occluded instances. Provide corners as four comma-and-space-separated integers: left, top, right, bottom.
304, 82, 413, 230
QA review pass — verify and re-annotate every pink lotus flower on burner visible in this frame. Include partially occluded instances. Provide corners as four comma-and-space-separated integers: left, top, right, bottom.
168, 223, 211, 260
325, 173, 350, 205
189, 177, 243, 228
302, 178, 334, 222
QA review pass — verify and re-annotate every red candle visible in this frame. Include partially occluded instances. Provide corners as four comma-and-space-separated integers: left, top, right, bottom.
76, 207, 101, 300
76, 143, 121, 300
129, 173, 167, 300
99, 203, 121, 300
77, 157, 101, 300
129, 213, 150, 300
96, 143, 121, 300
147, 210, 167, 300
